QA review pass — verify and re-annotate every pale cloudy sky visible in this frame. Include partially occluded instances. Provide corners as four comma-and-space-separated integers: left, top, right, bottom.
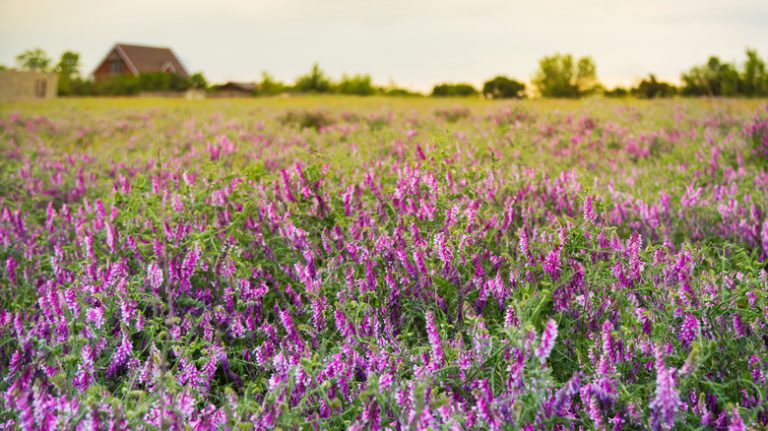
1, 0, 766, 91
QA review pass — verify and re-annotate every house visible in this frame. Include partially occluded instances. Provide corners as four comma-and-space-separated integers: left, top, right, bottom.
92, 43, 188, 81
211, 81, 257, 97
0, 70, 58, 101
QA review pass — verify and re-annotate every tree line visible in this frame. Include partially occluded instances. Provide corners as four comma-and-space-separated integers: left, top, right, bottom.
433, 50, 768, 99
4, 48, 768, 98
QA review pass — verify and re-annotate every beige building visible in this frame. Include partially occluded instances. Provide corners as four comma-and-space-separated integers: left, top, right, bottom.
0, 70, 58, 101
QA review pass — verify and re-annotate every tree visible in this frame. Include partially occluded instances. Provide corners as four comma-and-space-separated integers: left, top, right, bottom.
532, 53, 598, 98
482, 76, 526, 99
258, 72, 286, 96
631, 74, 676, 99
15, 48, 52, 72
680, 56, 740, 97
189, 72, 208, 90
336, 74, 375, 96
55, 51, 80, 78
55, 51, 82, 96
740, 49, 767, 97
384, 87, 422, 97
294, 63, 334, 93
431, 83, 478, 97
604, 87, 628, 98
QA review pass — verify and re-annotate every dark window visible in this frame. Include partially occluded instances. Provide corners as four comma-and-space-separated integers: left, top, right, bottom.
111, 60, 123, 74
35, 79, 47, 98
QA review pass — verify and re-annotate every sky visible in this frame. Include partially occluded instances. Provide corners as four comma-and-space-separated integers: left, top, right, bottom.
1, 0, 766, 91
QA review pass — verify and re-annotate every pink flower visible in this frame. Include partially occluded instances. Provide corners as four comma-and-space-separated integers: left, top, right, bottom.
650, 345, 681, 430
536, 319, 558, 364
425, 311, 444, 367
107, 332, 133, 376
679, 313, 699, 347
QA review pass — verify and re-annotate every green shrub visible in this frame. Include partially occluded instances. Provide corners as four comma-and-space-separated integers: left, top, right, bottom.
279, 110, 336, 130
431, 83, 478, 97
482, 76, 526, 99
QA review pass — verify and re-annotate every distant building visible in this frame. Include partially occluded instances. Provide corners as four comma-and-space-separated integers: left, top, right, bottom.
211, 81, 257, 97
0, 70, 58, 101
92, 43, 188, 81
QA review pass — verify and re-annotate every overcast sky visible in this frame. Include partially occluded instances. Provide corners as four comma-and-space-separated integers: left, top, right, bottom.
1, 0, 766, 91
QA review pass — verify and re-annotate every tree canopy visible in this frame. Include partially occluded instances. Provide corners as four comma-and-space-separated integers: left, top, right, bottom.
336, 74, 376, 96
482, 76, 526, 99
54, 51, 82, 95
680, 56, 741, 97
15, 48, 52, 72
431, 83, 478, 97
532, 53, 598, 98
632, 74, 677, 99
294, 63, 334, 93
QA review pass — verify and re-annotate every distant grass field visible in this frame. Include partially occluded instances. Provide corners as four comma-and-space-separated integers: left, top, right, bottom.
2, 96, 763, 197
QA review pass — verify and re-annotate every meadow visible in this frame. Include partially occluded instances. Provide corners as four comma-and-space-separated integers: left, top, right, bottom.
1, 96, 767, 430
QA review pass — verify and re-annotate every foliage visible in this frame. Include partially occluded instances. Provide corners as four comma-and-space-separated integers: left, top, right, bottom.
80, 72, 193, 95
740, 49, 768, 97
381, 84, 423, 97
679, 50, 768, 97
257, 71, 287, 95
278, 109, 336, 129
482, 75, 526, 99
15, 48, 52, 72
604, 86, 629, 98
294, 63, 334, 93
631, 74, 677, 99
681, 56, 741, 96
431, 82, 478, 97
188, 72, 208, 90
336, 73, 376, 96
55, 51, 82, 96
434, 106, 472, 122
532, 53, 599, 98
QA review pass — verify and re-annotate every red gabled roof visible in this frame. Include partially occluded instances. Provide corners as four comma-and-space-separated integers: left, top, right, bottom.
96, 43, 189, 77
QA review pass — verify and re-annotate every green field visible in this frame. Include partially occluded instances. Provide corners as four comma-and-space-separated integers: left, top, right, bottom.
1, 96, 768, 429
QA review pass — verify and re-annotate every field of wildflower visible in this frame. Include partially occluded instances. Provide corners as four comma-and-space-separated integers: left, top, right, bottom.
1, 96, 768, 430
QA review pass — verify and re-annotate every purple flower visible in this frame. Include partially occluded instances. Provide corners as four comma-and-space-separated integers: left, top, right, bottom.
583, 195, 596, 223
413, 249, 428, 276
650, 345, 682, 430
105, 222, 117, 252
749, 354, 765, 384
518, 228, 529, 257
425, 311, 444, 367
279, 309, 303, 350
311, 296, 327, 331
679, 313, 699, 347
536, 319, 558, 364
73, 345, 95, 391
504, 303, 518, 329
732, 314, 745, 337
147, 262, 164, 291
602, 320, 615, 360
728, 407, 746, 431
107, 332, 133, 376
543, 247, 562, 280
378, 373, 393, 389
6, 256, 16, 286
